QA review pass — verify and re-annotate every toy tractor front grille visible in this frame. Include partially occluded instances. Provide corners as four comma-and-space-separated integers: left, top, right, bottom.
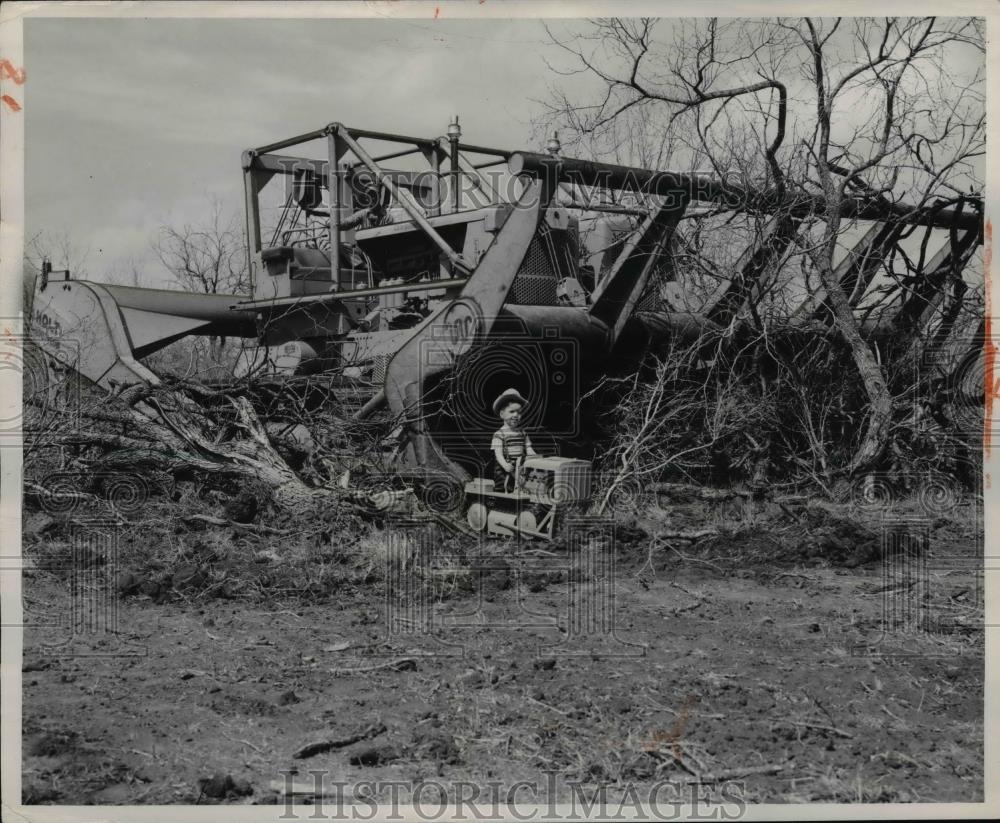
520, 456, 592, 504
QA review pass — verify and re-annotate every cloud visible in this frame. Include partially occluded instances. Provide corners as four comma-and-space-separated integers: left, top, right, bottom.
24, 17, 564, 282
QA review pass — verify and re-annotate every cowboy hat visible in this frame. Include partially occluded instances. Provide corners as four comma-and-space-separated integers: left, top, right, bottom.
492, 388, 529, 415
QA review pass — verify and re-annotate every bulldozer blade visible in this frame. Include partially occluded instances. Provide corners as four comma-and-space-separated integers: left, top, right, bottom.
31, 278, 163, 390
30, 276, 256, 392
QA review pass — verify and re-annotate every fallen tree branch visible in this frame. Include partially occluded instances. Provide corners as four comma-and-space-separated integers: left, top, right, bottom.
329, 657, 419, 676
24, 481, 99, 510
292, 722, 387, 760
181, 514, 291, 536
657, 528, 720, 541
652, 483, 753, 500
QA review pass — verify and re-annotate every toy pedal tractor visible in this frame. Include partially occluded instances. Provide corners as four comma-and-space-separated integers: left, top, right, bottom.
463, 456, 592, 540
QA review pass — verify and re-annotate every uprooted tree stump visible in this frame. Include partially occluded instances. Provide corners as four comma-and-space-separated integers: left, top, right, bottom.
36, 379, 367, 517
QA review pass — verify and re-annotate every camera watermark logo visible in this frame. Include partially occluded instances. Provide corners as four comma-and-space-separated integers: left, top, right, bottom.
879, 526, 930, 636
850, 472, 967, 520
1, 330, 81, 445
13, 519, 146, 658
851, 522, 983, 657
916, 327, 993, 442
420, 322, 582, 441
38, 470, 152, 517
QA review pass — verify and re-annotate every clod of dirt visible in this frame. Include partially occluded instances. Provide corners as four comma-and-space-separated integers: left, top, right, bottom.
478, 562, 513, 599
253, 551, 280, 565
567, 697, 596, 720
802, 513, 881, 567
91, 782, 137, 804
140, 579, 166, 601
231, 778, 254, 797
348, 743, 401, 767
181, 538, 223, 564
171, 563, 208, 591
615, 520, 650, 543
117, 571, 143, 596
23, 512, 59, 540
458, 669, 484, 688
22, 784, 61, 804
277, 690, 301, 706
225, 492, 260, 523
523, 570, 557, 593
199, 774, 230, 799
584, 761, 610, 782
198, 773, 253, 799
623, 751, 658, 780
28, 730, 81, 757
607, 695, 633, 714
413, 730, 462, 765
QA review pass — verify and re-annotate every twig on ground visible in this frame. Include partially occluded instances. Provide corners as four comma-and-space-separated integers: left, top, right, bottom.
774, 572, 820, 583
222, 731, 265, 753
670, 547, 725, 573
329, 657, 418, 676
526, 696, 571, 716
778, 502, 803, 523
669, 580, 708, 615
779, 719, 854, 739
687, 764, 785, 783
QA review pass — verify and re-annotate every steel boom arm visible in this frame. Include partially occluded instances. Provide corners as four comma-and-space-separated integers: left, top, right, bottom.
380, 180, 549, 482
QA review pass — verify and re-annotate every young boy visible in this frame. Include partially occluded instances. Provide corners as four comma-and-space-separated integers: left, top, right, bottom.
491, 388, 538, 493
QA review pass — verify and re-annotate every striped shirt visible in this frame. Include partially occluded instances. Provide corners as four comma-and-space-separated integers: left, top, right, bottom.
491, 428, 533, 465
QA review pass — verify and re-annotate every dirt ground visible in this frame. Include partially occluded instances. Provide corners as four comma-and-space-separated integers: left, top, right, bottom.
20, 495, 984, 807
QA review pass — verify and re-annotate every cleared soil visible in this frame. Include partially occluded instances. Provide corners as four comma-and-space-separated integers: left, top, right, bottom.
20, 497, 984, 806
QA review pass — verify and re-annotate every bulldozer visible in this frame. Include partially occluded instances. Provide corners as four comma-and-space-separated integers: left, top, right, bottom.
29, 118, 983, 537
29, 118, 700, 536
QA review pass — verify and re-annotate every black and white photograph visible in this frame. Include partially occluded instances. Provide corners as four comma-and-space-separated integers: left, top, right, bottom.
0, 2, 994, 819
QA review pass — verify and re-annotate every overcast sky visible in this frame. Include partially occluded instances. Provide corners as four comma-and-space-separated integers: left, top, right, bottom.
24, 15, 982, 288
25, 17, 591, 286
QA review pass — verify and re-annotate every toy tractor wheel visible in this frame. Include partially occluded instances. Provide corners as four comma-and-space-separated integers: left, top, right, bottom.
467, 501, 488, 531
515, 509, 539, 537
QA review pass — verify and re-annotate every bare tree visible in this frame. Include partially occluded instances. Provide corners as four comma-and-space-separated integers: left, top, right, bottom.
543, 16, 984, 478
796, 18, 983, 470
154, 196, 250, 352
103, 256, 146, 287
